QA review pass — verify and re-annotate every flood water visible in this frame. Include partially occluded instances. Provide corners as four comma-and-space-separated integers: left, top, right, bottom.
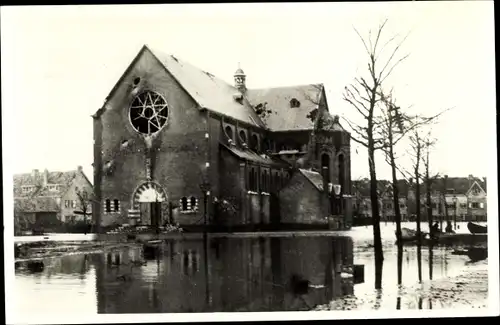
13, 222, 488, 315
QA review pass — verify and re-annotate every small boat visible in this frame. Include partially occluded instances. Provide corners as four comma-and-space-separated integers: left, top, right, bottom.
397, 228, 427, 242
467, 222, 487, 234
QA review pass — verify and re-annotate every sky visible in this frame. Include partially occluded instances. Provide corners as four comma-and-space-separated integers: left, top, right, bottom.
1, 1, 496, 182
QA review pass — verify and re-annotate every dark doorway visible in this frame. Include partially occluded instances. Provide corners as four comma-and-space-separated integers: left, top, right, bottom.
151, 202, 162, 227
140, 202, 162, 227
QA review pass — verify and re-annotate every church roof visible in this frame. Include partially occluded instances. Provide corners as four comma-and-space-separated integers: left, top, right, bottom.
220, 143, 289, 167
315, 108, 346, 132
96, 45, 328, 132
298, 168, 324, 192
246, 84, 324, 131
150, 47, 265, 128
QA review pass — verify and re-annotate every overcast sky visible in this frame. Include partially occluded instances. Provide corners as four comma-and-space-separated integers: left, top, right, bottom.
2, 2, 496, 182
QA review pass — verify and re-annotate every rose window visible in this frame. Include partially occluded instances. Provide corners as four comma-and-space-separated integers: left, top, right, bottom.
129, 91, 168, 135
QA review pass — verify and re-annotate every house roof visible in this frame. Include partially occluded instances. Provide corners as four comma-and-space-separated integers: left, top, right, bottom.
13, 168, 93, 199
14, 170, 77, 198
298, 168, 324, 192
466, 180, 487, 196
220, 143, 289, 167
353, 177, 488, 198
15, 197, 60, 213
246, 84, 324, 131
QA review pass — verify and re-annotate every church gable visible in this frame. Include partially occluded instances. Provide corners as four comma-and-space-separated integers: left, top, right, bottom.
94, 46, 199, 127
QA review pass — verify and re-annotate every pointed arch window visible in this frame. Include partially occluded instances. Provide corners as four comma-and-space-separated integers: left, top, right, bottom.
225, 125, 234, 141
338, 154, 345, 194
250, 134, 259, 152
321, 153, 331, 183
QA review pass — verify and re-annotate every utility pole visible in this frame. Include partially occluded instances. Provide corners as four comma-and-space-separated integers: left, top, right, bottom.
442, 175, 449, 230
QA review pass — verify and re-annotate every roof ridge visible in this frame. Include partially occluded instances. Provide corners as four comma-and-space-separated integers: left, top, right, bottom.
249, 83, 324, 91
147, 46, 236, 89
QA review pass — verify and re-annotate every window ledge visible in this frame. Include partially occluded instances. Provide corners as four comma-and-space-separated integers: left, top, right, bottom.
247, 191, 259, 195
180, 210, 198, 214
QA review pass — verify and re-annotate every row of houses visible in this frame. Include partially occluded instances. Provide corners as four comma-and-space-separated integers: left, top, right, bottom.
13, 167, 94, 233
352, 175, 488, 222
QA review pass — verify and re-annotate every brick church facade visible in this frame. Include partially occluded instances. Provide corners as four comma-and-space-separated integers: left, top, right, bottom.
92, 45, 353, 230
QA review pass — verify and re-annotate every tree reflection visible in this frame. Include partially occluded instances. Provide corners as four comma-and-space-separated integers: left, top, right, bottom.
428, 244, 434, 280
375, 255, 384, 290
417, 241, 423, 283
397, 245, 403, 285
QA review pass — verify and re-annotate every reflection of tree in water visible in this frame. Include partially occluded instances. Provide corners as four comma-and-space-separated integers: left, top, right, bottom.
417, 243, 423, 283
428, 244, 434, 280
373, 289, 383, 309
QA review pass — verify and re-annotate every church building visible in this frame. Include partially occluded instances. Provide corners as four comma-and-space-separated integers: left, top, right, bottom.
92, 45, 353, 231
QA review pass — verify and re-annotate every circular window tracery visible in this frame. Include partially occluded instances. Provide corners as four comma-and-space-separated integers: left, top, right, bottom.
129, 91, 168, 135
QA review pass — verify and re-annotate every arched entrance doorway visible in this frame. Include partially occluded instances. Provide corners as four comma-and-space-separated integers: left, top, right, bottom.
132, 182, 167, 227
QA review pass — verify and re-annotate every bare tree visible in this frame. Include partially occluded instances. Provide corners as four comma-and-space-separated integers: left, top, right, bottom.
409, 129, 425, 239
421, 133, 439, 234
378, 91, 450, 244
75, 188, 93, 234
342, 19, 409, 289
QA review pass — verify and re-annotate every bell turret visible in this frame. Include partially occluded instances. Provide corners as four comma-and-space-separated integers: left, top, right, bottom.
234, 63, 246, 93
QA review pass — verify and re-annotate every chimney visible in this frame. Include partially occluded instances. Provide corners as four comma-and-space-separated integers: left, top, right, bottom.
32, 169, 39, 182
77, 165, 83, 172
43, 169, 49, 186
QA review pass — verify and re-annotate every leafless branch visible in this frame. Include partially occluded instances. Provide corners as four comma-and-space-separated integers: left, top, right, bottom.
378, 32, 411, 82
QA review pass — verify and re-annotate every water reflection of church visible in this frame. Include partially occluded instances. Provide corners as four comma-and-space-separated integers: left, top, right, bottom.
94, 236, 355, 313
92, 45, 353, 231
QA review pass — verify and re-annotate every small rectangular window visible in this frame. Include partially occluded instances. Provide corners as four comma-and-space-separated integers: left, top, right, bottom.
105, 199, 111, 213
113, 199, 120, 212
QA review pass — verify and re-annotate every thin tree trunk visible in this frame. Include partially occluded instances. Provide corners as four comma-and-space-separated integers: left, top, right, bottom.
415, 175, 421, 235
368, 143, 384, 289
425, 148, 433, 231
417, 242, 422, 282
389, 144, 402, 244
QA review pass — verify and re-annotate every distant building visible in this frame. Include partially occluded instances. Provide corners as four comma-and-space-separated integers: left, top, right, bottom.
92, 45, 353, 231
13, 166, 94, 232
352, 176, 488, 223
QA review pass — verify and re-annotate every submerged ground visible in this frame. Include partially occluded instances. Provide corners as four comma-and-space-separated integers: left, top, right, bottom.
11, 222, 488, 318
